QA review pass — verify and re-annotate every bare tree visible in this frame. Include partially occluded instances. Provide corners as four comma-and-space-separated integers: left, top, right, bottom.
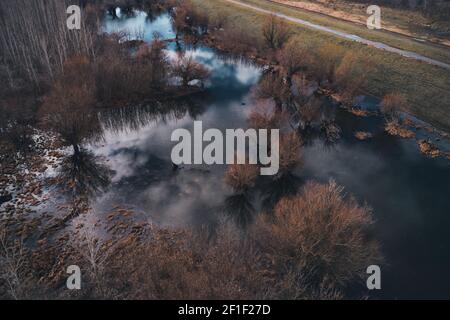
256, 72, 290, 112
171, 54, 210, 87
40, 56, 101, 155
277, 38, 309, 86
381, 93, 407, 121
262, 15, 291, 50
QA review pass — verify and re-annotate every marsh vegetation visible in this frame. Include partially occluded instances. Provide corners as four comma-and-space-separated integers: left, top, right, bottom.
1, 0, 450, 300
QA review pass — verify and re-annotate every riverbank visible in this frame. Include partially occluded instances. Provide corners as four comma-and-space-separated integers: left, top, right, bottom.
191, 0, 450, 132
195, 24, 450, 161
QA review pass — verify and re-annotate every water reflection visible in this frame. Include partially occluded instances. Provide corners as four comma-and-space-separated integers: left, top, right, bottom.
58, 148, 112, 197
260, 172, 302, 210
104, 11, 176, 41
97, 9, 450, 298
223, 193, 255, 229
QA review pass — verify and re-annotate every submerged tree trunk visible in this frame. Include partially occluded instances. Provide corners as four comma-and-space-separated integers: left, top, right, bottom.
73, 144, 81, 156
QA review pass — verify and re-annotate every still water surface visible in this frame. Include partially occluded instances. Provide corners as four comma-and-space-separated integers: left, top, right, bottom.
97, 10, 450, 299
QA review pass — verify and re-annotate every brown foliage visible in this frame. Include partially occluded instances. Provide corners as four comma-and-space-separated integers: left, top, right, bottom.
262, 14, 292, 50
308, 43, 344, 86
253, 180, 381, 295
277, 38, 309, 83
95, 37, 170, 101
40, 56, 100, 148
256, 73, 290, 112
100, 226, 263, 299
381, 93, 407, 120
385, 120, 415, 138
2, 180, 382, 300
247, 101, 286, 131
172, 0, 209, 36
171, 54, 210, 87
225, 163, 260, 192
279, 132, 303, 173
220, 27, 261, 56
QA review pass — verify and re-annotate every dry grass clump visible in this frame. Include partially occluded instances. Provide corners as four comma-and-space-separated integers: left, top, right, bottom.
252, 180, 381, 295
96, 37, 171, 102
417, 139, 441, 158
354, 131, 373, 140
381, 93, 407, 120
385, 120, 415, 139
99, 225, 264, 300
225, 163, 260, 192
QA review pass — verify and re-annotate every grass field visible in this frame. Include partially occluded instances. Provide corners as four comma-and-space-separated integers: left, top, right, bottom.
191, 0, 450, 131
267, 0, 450, 48
240, 0, 450, 64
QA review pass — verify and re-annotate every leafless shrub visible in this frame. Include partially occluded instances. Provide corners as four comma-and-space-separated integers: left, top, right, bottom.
96, 36, 170, 101
381, 93, 407, 120
135, 39, 170, 89
0, 0, 96, 88
171, 53, 210, 87
308, 43, 344, 86
252, 180, 382, 296
40, 56, 100, 152
256, 73, 290, 112
0, 224, 27, 300
262, 14, 292, 50
247, 101, 286, 131
220, 27, 260, 57
172, 0, 209, 38
225, 163, 260, 192
277, 38, 309, 85
299, 97, 323, 129
334, 52, 372, 104
279, 132, 303, 173
68, 219, 116, 295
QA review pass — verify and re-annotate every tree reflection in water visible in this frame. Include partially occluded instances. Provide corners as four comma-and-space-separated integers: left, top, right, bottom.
291, 95, 342, 147
98, 98, 205, 133
59, 147, 112, 198
223, 193, 255, 229
261, 172, 301, 211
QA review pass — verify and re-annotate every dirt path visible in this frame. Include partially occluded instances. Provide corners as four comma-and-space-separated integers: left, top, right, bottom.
224, 0, 450, 71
